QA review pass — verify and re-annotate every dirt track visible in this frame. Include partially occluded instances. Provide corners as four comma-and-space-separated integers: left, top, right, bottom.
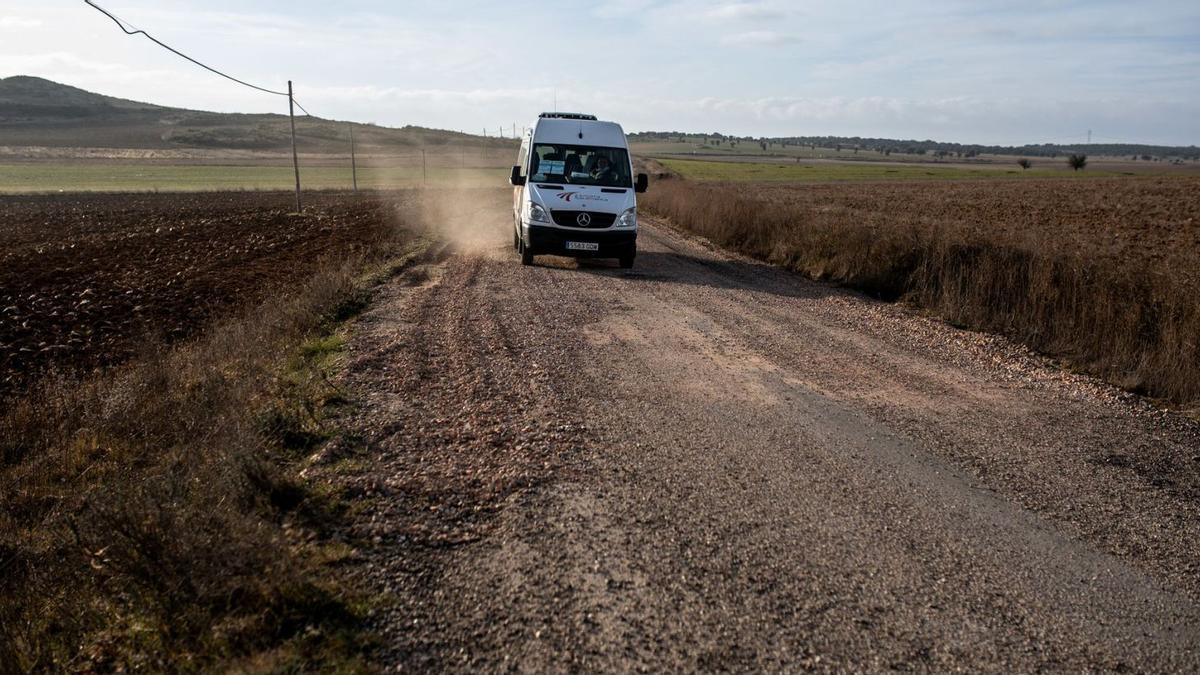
331, 216, 1200, 671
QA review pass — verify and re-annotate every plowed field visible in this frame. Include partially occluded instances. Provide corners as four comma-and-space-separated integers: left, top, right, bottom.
0, 191, 407, 398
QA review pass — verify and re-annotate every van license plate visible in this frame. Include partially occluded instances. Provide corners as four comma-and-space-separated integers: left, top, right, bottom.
566, 241, 599, 251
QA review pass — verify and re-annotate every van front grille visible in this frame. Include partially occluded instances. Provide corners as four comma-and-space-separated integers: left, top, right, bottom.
550, 210, 616, 229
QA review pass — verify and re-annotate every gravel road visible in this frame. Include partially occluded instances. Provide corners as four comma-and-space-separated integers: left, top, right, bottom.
331, 214, 1200, 672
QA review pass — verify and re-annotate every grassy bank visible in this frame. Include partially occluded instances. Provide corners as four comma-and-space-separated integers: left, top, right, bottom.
0, 197, 431, 670
641, 177, 1200, 409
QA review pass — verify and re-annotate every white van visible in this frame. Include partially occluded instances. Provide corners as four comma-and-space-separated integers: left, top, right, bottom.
510, 113, 648, 268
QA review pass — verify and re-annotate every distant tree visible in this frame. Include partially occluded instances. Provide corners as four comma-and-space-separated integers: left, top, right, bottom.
1068, 154, 1088, 171
760, 141, 768, 151
1017, 158, 1032, 170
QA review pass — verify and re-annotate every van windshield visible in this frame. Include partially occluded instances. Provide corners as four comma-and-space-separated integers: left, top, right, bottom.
530, 143, 632, 188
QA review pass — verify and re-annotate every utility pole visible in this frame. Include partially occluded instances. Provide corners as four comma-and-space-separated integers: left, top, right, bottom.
288, 80, 301, 212
349, 123, 358, 193
1087, 129, 1092, 144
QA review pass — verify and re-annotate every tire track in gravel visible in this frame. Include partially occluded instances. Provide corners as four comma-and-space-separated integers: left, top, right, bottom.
330, 215, 1200, 672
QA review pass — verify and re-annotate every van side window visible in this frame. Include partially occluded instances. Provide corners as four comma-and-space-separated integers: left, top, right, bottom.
517, 142, 529, 177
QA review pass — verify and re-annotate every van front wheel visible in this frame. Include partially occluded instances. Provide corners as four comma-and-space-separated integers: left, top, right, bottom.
519, 238, 534, 266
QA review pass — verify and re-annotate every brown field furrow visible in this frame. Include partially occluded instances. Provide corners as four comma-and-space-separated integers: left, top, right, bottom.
0, 191, 410, 398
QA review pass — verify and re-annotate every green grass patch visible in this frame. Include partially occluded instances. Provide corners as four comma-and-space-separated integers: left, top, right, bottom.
657, 157, 1132, 182
298, 334, 347, 362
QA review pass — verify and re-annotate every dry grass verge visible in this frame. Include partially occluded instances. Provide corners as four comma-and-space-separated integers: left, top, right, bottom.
641, 177, 1200, 408
0, 196, 430, 671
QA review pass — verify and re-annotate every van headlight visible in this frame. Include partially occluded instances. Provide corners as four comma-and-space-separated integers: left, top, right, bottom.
616, 207, 637, 228
530, 203, 550, 223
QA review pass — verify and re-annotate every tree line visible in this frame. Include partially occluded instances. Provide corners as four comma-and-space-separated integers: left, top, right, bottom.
629, 132, 1200, 161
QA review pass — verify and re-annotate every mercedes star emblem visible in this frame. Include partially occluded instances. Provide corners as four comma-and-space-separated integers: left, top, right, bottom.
576, 213, 592, 227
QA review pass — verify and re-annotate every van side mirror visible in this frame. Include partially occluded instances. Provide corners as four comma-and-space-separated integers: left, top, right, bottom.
635, 173, 649, 193
510, 165, 526, 186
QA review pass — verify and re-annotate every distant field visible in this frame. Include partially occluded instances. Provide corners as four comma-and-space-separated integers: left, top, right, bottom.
631, 139, 1200, 169
657, 157, 1155, 182
0, 162, 508, 192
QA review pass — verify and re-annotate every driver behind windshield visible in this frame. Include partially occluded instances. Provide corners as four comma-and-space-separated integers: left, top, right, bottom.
591, 156, 618, 182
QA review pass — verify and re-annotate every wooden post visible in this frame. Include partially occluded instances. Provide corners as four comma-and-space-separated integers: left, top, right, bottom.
288, 80, 301, 212
349, 123, 358, 193
422, 149, 427, 186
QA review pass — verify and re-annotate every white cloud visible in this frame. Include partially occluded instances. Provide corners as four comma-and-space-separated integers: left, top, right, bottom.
706, 3, 785, 21
0, 16, 42, 29
591, 0, 660, 19
720, 30, 799, 46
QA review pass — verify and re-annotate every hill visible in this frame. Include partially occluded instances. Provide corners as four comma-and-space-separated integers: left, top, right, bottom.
0, 75, 162, 116
0, 76, 512, 154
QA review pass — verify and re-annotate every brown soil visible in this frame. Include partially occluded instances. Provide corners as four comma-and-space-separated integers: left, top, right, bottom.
0, 191, 408, 398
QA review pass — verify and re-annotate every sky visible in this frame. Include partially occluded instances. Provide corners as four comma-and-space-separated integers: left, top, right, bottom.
1, 0, 1198, 146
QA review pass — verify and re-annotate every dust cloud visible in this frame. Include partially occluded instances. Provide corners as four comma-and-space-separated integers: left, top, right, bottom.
373, 146, 514, 256
404, 184, 511, 256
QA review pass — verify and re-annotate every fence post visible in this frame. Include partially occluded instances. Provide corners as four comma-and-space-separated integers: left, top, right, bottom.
349, 123, 358, 193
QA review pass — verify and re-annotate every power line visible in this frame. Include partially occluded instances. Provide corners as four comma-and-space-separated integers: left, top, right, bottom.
84, 0, 291, 98
83, 0, 335, 209
86, 0, 317, 115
